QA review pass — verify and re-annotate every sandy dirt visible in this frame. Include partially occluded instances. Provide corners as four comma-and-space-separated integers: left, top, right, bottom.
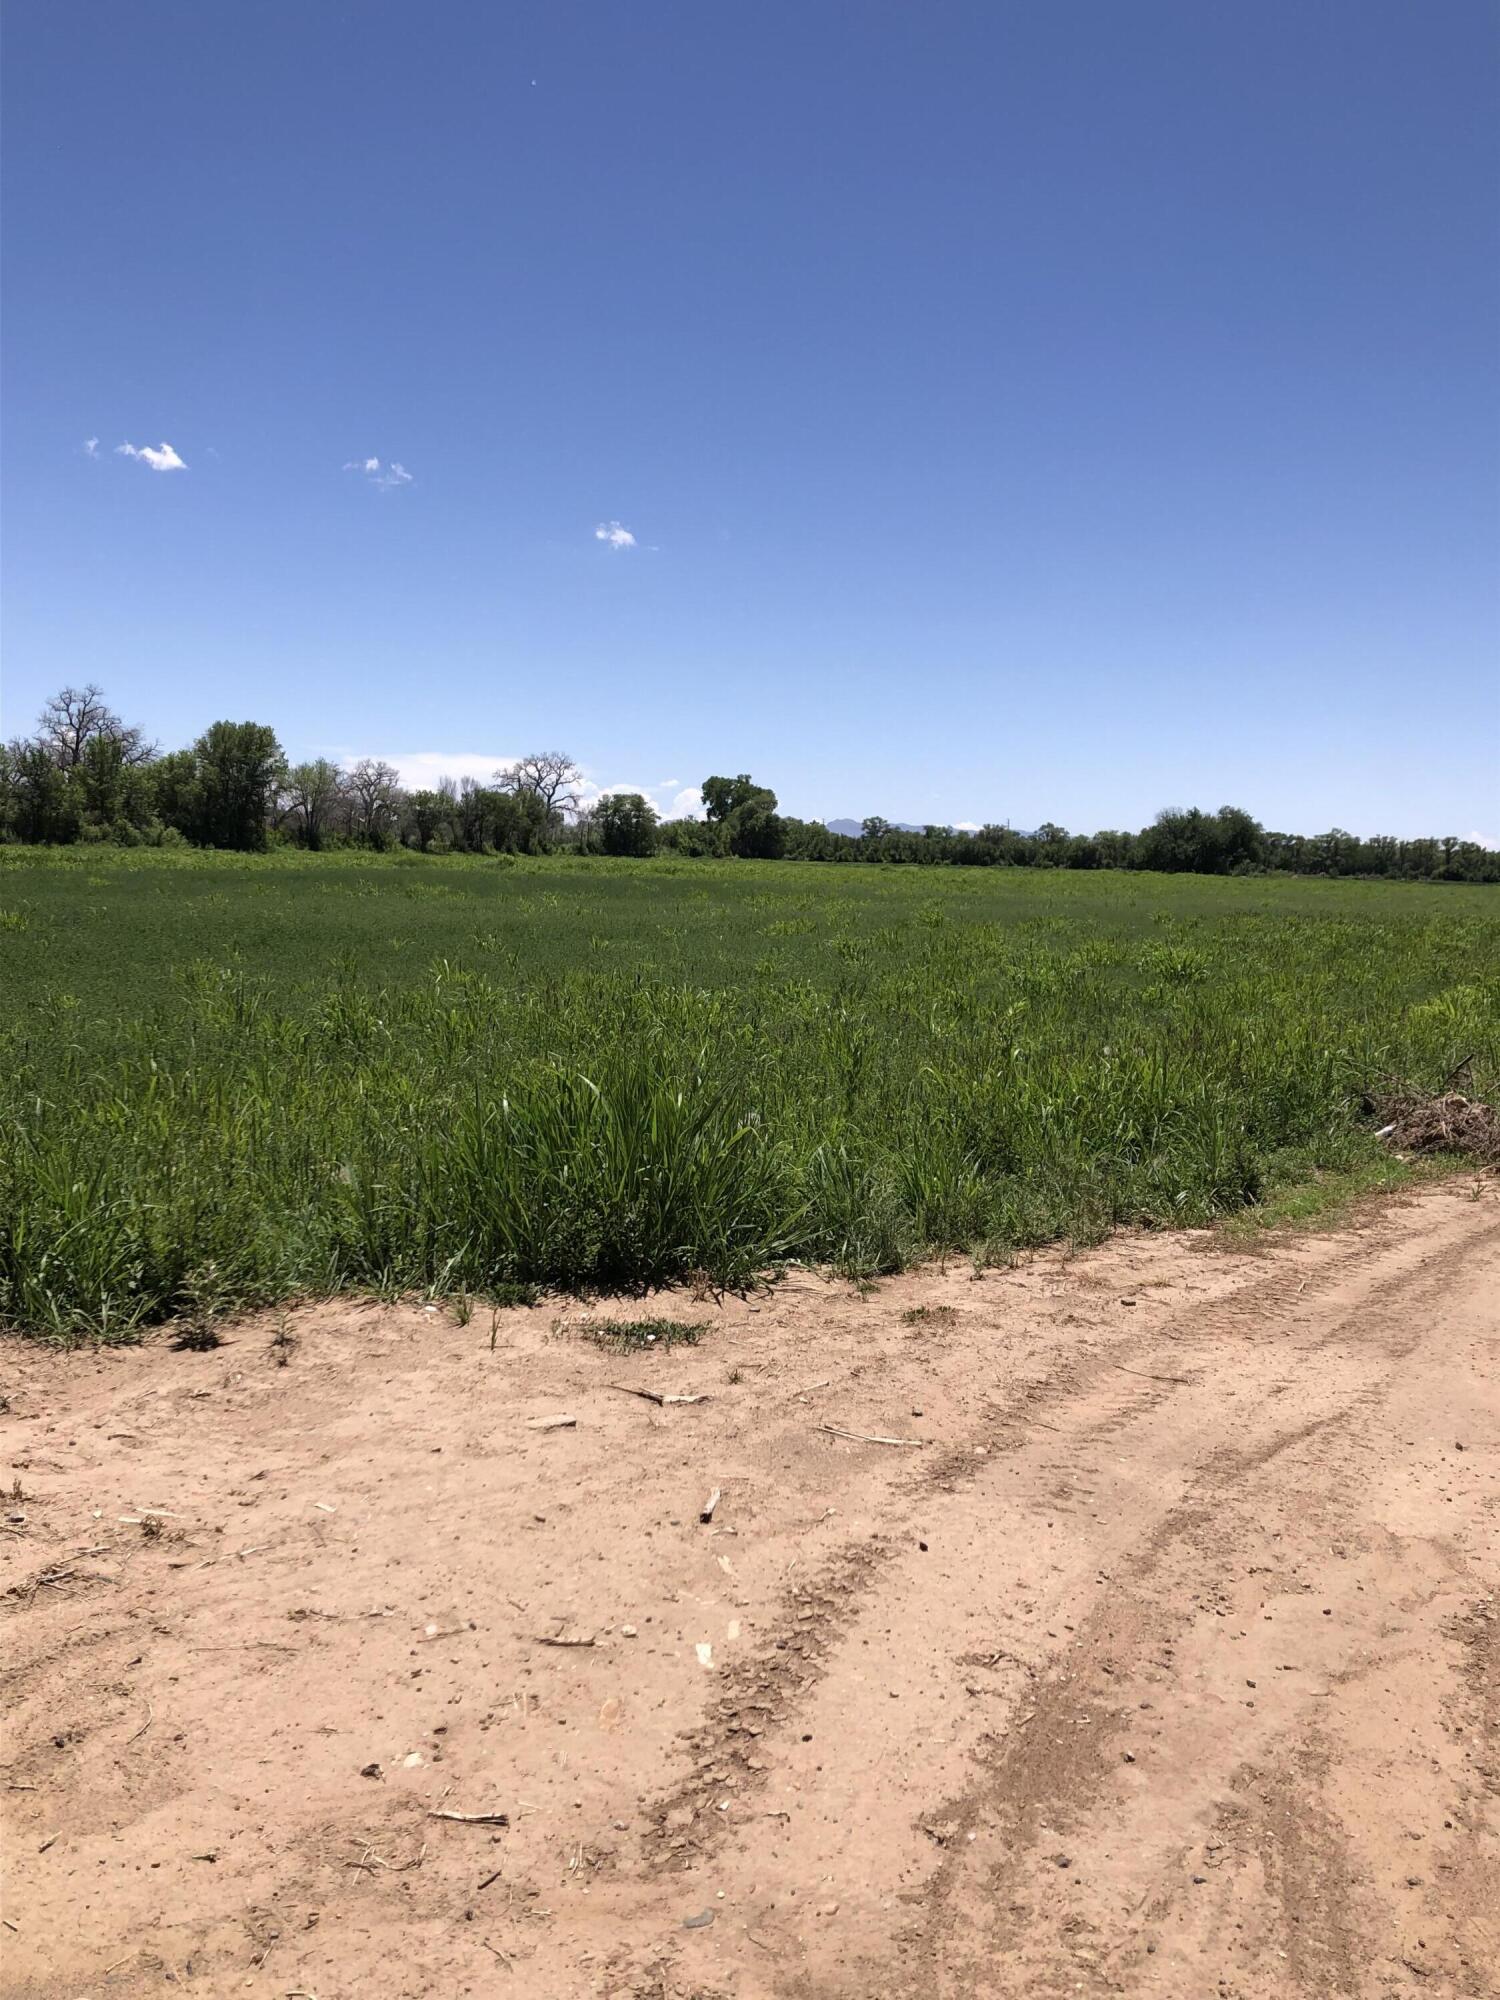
3, 1183, 1497, 1999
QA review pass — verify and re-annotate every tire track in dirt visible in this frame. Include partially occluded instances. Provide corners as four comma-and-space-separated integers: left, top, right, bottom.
643, 1193, 1499, 2000
5, 1186, 1495, 2000
640, 1195, 1492, 1866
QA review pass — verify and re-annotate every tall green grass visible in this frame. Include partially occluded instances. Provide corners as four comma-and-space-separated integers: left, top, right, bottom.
0, 849, 1495, 1336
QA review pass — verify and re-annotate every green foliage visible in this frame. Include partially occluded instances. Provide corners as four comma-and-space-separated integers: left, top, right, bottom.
579, 1316, 708, 1350
701, 774, 764, 823
594, 791, 659, 857
0, 848, 1495, 1337
5, 687, 1493, 879
183, 721, 288, 850
701, 773, 784, 858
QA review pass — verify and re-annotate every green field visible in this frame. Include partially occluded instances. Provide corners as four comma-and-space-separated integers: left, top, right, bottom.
1, 846, 1495, 1337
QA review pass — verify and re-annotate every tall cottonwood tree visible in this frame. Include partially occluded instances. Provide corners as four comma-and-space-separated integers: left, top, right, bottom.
346, 759, 403, 847
281, 759, 347, 850
499, 751, 583, 819
36, 683, 155, 768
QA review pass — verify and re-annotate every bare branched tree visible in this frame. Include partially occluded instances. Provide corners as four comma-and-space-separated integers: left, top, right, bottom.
345, 757, 404, 847
280, 759, 347, 850
37, 683, 156, 768
497, 751, 583, 819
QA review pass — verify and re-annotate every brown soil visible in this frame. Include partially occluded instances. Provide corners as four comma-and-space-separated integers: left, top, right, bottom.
3, 1183, 1498, 1999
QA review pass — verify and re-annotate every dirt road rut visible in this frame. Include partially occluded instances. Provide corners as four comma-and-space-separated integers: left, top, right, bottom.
3, 1185, 1497, 1997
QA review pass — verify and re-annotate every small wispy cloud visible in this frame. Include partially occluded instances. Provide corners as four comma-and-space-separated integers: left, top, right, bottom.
344, 457, 413, 490
1464, 829, 1497, 851
83, 436, 99, 458
116, 440, 187, 472
594, 520, 636, 550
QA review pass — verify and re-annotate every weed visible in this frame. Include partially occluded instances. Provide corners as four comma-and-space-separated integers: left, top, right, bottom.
485, 1282, 541, 1310
901, 1305, 957, 1329
579, 1316, 708, 1352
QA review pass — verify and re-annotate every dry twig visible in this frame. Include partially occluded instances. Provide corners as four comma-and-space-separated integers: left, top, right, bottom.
606, 1385, 706, 1407
819, 1424, 925, 1448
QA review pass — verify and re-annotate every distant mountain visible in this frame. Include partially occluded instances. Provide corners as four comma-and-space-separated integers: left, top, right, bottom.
823, 818, 933, 837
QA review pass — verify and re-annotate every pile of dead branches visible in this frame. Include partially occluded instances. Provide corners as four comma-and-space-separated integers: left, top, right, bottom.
1370, 1080, 1500, 1164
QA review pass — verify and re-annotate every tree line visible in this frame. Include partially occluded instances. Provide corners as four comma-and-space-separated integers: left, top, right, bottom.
2, 685, 1494, 882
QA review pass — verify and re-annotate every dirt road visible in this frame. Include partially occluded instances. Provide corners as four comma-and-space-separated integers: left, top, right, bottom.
3, 1184, 1497, 1998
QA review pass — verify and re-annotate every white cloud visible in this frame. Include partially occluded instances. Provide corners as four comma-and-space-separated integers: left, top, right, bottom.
572, 776, 704, 821
116, 440, 187, 472
83, 436, 99, 458
363, 751, 516, 791
344, 457, 413, 490
1464, 829, 1497, 851
594, 520, 636, 550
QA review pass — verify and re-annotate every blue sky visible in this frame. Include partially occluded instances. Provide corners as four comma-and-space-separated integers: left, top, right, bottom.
3, 1, 1496, 837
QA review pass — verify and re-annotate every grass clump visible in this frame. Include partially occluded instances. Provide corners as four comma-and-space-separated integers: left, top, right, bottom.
578, 1316, 709, 1352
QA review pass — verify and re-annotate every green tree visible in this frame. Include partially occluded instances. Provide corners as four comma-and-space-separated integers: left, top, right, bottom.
725, 796, 784, 858
191, 722, 287, 850
657, 815, 719, 856
701, 773, 783, 857
1212, 805, 1265, 872
594, 791, 658, 856
404, 789, 450, 851
3, 741, 78, 843
281, 759, 346, 850
492, 785, 552, 853
701, 774, 765, 823
147, 750, 201, 838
